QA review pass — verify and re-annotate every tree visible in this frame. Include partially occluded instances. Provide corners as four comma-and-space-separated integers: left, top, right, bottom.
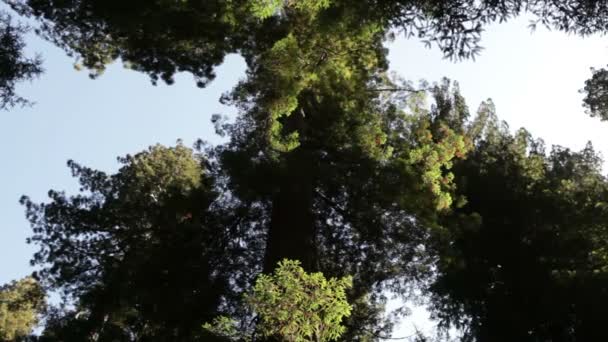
247, 259, 352, 342
428, 100, 608, 341
21, 79, 471, 340
582, 67, 608, 121
205, 259, 353, 342
22, 143, 265, 341
0, 277, 46, 341
0, 10, 41, 110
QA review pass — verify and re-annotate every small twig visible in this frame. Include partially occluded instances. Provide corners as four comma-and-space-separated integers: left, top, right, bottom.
367, 87, 430, 93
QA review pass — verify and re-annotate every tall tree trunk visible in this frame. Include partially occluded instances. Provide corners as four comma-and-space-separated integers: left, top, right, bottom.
262, 103, 319, 273
263, 147, 317, 273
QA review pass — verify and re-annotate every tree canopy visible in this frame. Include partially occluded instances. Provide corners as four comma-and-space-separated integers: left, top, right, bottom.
0, 10, 41, 110
0, 277, 46, 341
20, 81, 471, 340
19, 77, 608, 341
427, 100, 608, 341
4, 1, 608, 341
21, 144, 265, 341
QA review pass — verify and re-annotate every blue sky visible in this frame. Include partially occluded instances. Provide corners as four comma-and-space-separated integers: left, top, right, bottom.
2, 9, 608, 338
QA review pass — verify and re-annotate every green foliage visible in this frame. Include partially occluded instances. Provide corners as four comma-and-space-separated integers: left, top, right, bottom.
250, 0, 283, 19
429, 104, 608, 341
240, 2, 388, 152
14, 0, 608, 79
205, 259, 353, 342
377, 79, 471, 214
0, 277, 46, 341
407, 119, 469, 210
247, 259, 352, 342
202, 316, 241, 341
582, 66, 608, 120
8, 0, 253, 86
21, 143, 259, 340
0, 11, 42, 110
251, 0, 333, 21
216, 78, 475, 339
117, 143, 203, 203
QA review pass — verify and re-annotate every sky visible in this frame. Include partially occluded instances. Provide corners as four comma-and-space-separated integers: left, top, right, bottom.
2, 9, 608, 339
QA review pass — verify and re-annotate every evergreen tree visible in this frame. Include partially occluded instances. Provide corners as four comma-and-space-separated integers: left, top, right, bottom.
22, 144, 264, 341
0, 277, 46, 341
429, 101, 608, 341
21, 79, 471, 340
0, 10, 41, 110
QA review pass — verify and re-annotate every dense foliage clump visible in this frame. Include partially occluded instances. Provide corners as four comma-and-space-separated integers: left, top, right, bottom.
0, 10, 41, 109
0, 277, 45, 341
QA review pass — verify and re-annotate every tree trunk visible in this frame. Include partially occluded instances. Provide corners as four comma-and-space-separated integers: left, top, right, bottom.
264, 146, 318, 273
263, 147, 317, 273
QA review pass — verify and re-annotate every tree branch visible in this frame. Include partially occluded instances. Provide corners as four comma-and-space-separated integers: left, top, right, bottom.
367, 87, 430, 93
